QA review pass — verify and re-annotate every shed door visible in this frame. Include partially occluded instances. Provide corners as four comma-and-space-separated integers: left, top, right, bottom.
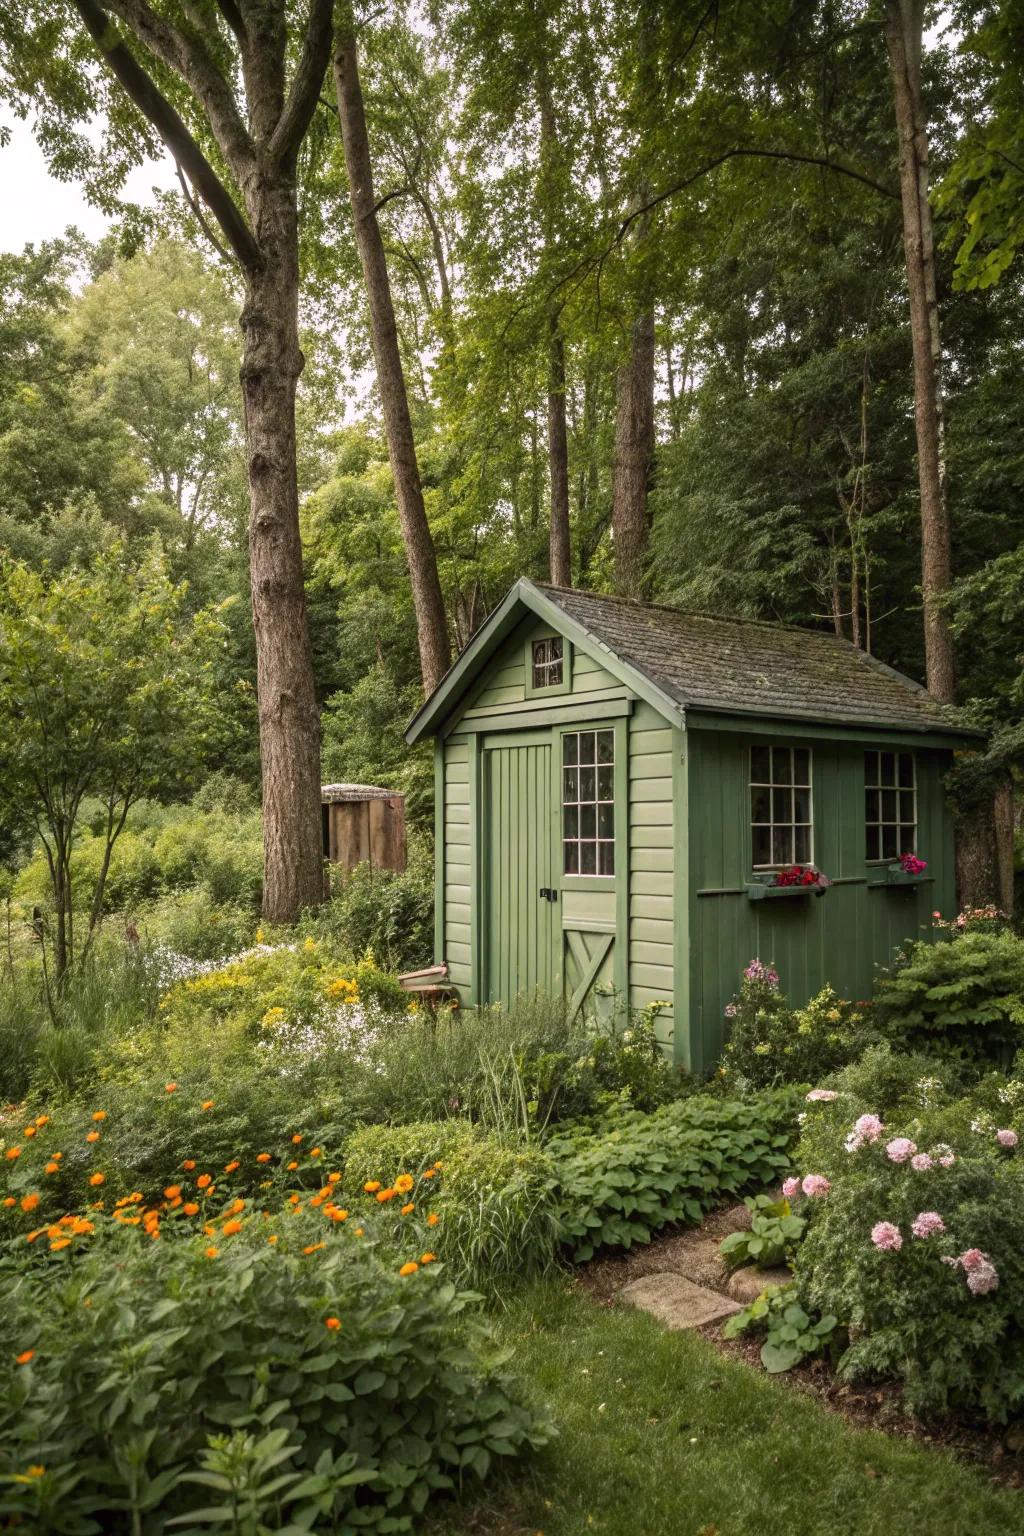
482, 735, 559, 1004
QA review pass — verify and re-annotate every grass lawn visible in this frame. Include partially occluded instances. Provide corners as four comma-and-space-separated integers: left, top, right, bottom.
436, 1277, 1024, 1536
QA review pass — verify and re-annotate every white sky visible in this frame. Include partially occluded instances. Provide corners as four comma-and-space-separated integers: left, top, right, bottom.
0, 107, 177, 254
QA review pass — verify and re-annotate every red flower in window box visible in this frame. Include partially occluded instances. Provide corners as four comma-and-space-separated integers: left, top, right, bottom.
899, 852, 927, 876
772, 864, 830, 889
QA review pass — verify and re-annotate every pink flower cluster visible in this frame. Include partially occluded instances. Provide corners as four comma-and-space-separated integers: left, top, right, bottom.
845, 1113, 884, 1153
743, 958, 779, 988
871, 1221, 902, 1252
911, 1211, 945, 1239
781, 1174, 831, 1200
911, 1152, 934, 1171
996, 1129, 1019, 1149
886, 1137, 917, 1164
806, 1089, 839, 1103
782, 1176, 800, 1199
899, 852, 927, 875
943, 1248, 1000, 1295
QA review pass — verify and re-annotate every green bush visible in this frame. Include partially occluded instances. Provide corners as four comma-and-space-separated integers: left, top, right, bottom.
824, 1043, 974, 1117
718, 1193, 806, 1271
549, 1090, 801, 1262
870, 927, 1024, 1064
0, 1218, 549, 1533
724, 1282, 839, 1373
344, 1120, 560, 1288
789, 1092, 1024, 1421
308, 843, 434, 974
720, 962, 878, 1090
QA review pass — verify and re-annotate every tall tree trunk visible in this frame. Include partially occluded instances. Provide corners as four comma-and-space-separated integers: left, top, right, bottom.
334, 29, 451, 693
612, 309, 656, 598
883, 0, 955, 702
547, 318, 572, 586
240, 182, 325, 924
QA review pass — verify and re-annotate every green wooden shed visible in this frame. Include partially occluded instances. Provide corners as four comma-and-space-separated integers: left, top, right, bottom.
405, 579, 980, 1073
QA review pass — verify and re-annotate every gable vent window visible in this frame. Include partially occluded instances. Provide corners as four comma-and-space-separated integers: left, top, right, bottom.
750, 745, 812, 867
865, 750, 916, 861
563, 729, 615, 876
531, 636, 563, 689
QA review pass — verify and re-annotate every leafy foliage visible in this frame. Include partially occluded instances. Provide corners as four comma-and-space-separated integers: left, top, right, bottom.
871, 927, 1024, 1063
724, 1282, 839, 1374
720, 967, 878, 1090
718, 1194, 806, 1272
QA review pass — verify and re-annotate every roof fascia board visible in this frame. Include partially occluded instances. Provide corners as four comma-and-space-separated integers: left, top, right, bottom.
683, 706, 982, 747
404, 581, 531, 744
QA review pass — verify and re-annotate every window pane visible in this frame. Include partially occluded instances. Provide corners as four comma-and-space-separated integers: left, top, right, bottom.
580, 803, 596, 839
793, 748, 810, 785
579, 732, 596, 764
598, 841, 615, 876
898, 753, 914, 788
598, 802, 614, 838
865, 788, 879, 823
579, 766, 595, 802
549, 637, 563, 661
880, 751, 896, 786
596, 730, 614, 764
563, 733, 578, 765
563, 767, 578, 802
794, 824, 811, 864
580, 841, 597, 875
564, 805, 579, 838
772, 747, 792, 784
772, 786, 792, 823
751, 746, 771, 783
564, 841, 579, 875
899, 790, 915, 824
752, 824, 771, 866
772, 826, 791, 865
793, 786, 811, 824
866, 824, 880, 861
882, 824, 898, 860
864, 750, 878, 785
532, 662, 545, 688
751, 786, 771, 823
881, 789, 897, 822
899, 827, 916, 856
597, 765, 614, 801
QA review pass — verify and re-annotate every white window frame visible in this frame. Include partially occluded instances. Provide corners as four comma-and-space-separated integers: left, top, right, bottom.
750, 745, 814, 869
864, 749, 917, 863
562, 727, 616, 878
531, 636, 564, 690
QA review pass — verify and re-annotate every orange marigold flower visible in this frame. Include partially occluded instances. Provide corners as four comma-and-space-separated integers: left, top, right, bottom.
394, 1173, 414, 1194
165, 1083, 177, 1094
91, 1111, 106, 1122
205, 1246, 219, 1259
330, 1208, 349, 1222
422, 1168, 436, 1179
325, 1316, 341, 1330
426, 1212, 439, 1227
164, 1185, 181, 1200
89, 1173, 105, 1187
44, 1162, 59, 1175
183, 1202, 200, 1216
401, 1202, 415, 1216
291, 1133, 303, 1144
287, 1160, 298, 1171
6, 1147, 22, 1160
420, 1252, 437, 1264
26, 1465, 45, 1477
2, 1196, 14, 1208
201, 1100, 214, 1111
49, 1238, 71, 1251
399, 1262, 419, 1277
376, 1188, 395, 1203
85, 1131, 100, 1143
222, 1219, 242, 1236
196, 1174, 212, 1189
20, 1194, 40, 1214
52, 1152, 63, 1161
309, 1147, 322, 1158
182, 1159, 196, 1171
15, 1350, 34, 1365
256, 1153, 271, 1164
302, 1242, 324, 1255
24, 1126, 36, 1138
224, 1160, 240, 1174
364, 1181, 381, 1193
229, 1198, 245, 1215
328, 1172, 341, 1184
35, 1115, 49, 1127
267, 1234, 278, 1245
288, 1192, 300, 1206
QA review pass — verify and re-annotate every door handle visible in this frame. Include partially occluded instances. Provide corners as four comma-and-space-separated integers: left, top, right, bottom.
538, 887, 558, 902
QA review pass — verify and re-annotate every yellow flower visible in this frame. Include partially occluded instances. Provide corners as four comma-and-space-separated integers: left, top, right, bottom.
399, 1262, 419, 1277
24, 1126, 36, 1138
303, 937, 317, 953
268, 1234, 278, 1245
394, 1173, 414, 1195
376, 1188, 395, 1203
255, 926, 265, 944
35, 1115, 49, 1128
364, 1180, 380, 1193
309, 1147, 322, 1158
287, 1160, 298, 1171
261, 1006, 286, 1029
26, 1465, 45, 1478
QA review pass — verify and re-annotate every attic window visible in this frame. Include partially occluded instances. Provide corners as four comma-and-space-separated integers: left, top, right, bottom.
532, 636, 563, 689
751, 746, 812, 867
865, 750, 916, 861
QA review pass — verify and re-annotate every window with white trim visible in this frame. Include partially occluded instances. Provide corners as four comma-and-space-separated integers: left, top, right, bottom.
563, 728, 615, 876
531, 636, 563, 689
750, 745, 812, 867
864, 750, 916, 861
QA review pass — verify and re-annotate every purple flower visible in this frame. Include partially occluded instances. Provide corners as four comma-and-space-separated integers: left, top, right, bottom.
996, 1129, 1018, 1149
801, 1174, 831, 1198
782, 1176, 801, 1199
885, 1137, 917, 1164
871, 1221, 903, 1252
910, 1153, 934, 1172
911, 1211, 945, 1239
806, 1089, 839, 1103
743, 958, 779, 989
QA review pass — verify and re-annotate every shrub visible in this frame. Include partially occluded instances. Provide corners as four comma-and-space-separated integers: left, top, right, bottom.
549, 1090, 801, 1262
870, 926, 1024, 1064
788, 1094, 1024, 1421
718, 1193, 806, 1271
824, 1043, 973, 1117
308, 840, 434, 974
720, 961, 878, 1090
343, 1119, 560, 1288
0, 1215, 549, 1532
724, 1282, 839, 1373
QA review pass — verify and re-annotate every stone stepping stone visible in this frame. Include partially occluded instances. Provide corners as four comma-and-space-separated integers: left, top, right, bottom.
725, 1264, 792, 1305
619, 1272, 742, 1331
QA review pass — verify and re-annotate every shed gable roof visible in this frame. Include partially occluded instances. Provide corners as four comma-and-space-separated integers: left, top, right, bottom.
405, 579, 975, 742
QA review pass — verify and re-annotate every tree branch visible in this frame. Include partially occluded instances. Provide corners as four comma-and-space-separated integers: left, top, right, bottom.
175, 161, 233, 264
74, 0, 261, 269
214, 0, 247, 46
268, 0, 334, 166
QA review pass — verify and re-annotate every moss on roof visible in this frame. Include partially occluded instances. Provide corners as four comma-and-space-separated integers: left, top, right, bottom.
536, 584, 968, 734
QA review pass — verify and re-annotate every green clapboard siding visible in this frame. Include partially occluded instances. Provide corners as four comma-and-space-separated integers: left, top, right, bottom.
442, 738, 472, 993
460, 617, 620, 719
685, 729, 956, 1073
628, 701, 675, 1045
